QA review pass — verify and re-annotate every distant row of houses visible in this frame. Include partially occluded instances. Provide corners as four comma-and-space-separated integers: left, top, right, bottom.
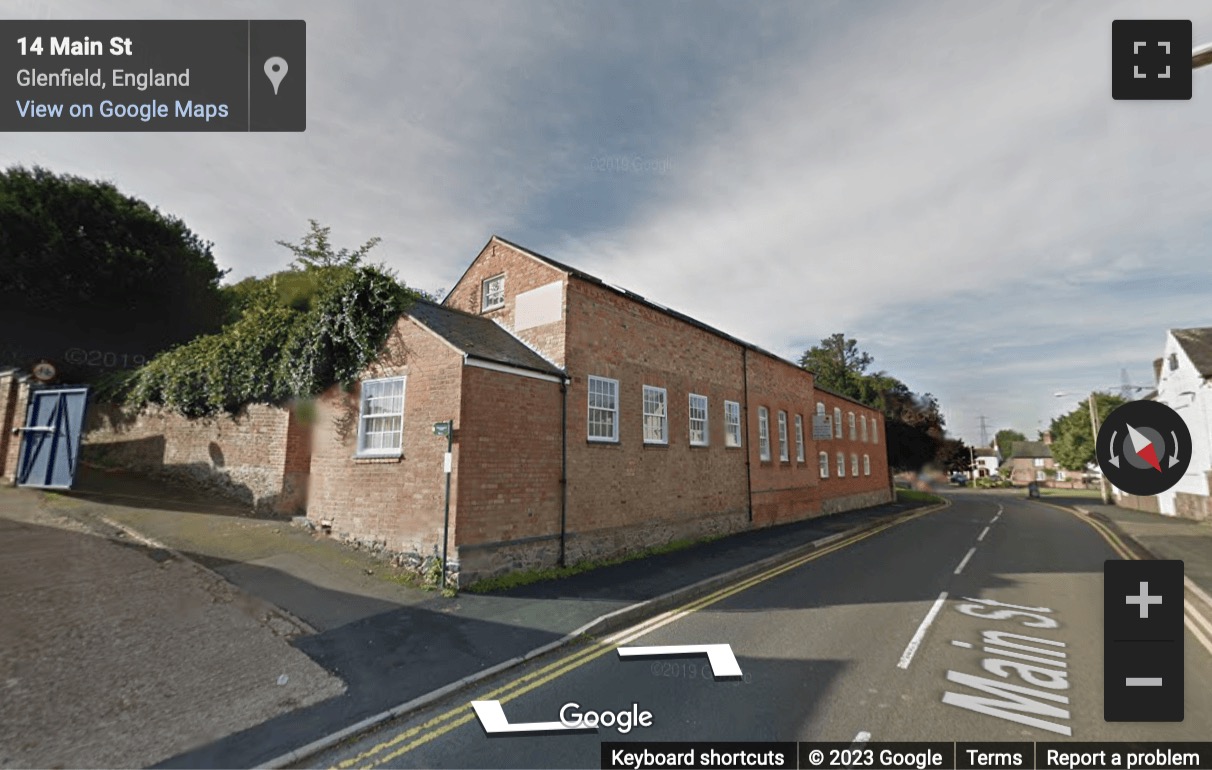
967, 434, 1088, 488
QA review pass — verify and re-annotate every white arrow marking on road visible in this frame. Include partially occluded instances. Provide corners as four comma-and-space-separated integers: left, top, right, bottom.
470, 700, 592, 734
616, 643, 743, 677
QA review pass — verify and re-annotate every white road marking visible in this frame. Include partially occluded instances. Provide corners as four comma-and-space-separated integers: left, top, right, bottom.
977, 526, 991, 542
990, 504, 1003, 524
954, 547, 977, 575
852, 731, 871, 743
951, 640, 973, 649
898, 591, 948, 669
1186, 601, 1212, 659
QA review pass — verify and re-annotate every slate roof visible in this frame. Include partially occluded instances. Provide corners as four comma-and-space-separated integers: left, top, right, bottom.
1173, 327, 1212, 378
408, 300, 564, 378
973, 446, 998, 457
1008, 440, 1052, 459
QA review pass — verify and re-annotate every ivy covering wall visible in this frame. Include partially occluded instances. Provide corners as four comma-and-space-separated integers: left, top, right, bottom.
108, 264, 417, 418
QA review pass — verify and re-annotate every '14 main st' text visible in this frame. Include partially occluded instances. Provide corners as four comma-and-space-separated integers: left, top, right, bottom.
15, 99, 228, 122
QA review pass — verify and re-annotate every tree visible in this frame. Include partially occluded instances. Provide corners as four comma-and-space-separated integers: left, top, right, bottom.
0, 165, 227, 379
936, 437, 972, 474
799, 333, 873, 400
1049, 393, 1126, 471
277, 218, 382, 270
799, 333, 947, 472
995, 429, 1026, 453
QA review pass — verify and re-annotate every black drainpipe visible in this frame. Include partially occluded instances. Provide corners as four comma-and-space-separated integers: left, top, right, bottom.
742, 346, 753, 523
558, 377, 569, 566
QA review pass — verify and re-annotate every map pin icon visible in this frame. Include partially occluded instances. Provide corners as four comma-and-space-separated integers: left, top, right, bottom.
264, 57, 288, 95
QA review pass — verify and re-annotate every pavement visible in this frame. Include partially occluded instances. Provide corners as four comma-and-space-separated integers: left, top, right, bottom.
9, 470, 1212, 769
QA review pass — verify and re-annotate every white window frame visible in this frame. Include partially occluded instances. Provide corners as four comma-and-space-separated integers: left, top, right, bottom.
795, 414, 805, 462
1033, 457, 1045, 467
777, 411, 789, 462
816, 401, 825, 416
1036, 470, 1046, 481
836, 451, 846, 477
356, 376, 406, 457
818, 451, 829, 478
860, 415, 868, 442
689, 393, 709, 446
870, 418, 878, 444
758, 407, 771, 461
834, 407, 843, 438
481, 273, 505, 311
587, 375, 619, 442
851, 453, 859, 477
642, 385, 668, 445
848, 411, 856, 440
863, 454, 871, 476
724, 400, 742, 448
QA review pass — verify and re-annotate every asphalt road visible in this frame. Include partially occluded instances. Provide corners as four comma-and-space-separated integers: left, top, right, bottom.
307, 493, 1212, 769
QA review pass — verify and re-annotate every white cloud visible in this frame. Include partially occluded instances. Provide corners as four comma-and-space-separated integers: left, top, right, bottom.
4, 0, 1210, 441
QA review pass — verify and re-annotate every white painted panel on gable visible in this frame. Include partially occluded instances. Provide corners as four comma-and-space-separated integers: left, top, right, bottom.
514, 281, 563, 331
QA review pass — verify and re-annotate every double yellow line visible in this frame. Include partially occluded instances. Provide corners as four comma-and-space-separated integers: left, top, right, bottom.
336, 501, 949, 769
1042, 501, 1212, 659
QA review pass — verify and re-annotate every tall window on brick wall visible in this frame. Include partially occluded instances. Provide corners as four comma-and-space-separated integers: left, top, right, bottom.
848, 411, 856, 440
819, 451, 829, 478
795, 414, 805, 462
689, 393, 709, 446
724, 400, 741, 447
356, 376, 406, 456
777, 411, 789, 461
861, 415, 868, 442
871, 418, 878, 444
481, 274, 505, 311
588, 376, 619, 442
758, 407, 771, 461
643, 385, 667, 444
833, 407, 842, 438
816, 402, 825, 416
836, 451, 846, 477
863, 454, 871, 476
851, 453, 859, 477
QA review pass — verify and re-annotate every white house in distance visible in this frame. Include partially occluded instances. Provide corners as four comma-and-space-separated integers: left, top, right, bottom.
973, 447, 999, 478
1124, 327, 1212, 518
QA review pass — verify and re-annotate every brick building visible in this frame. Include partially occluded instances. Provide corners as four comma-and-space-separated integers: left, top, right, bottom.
53, 236, 892, 583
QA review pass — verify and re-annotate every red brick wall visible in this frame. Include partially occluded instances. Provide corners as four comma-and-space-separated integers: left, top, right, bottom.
308, 316, 464, 557
453, 364, 564, 577
562, 277, 751, 561
813, 391, 892, 513
81, 400, 303, 513
745, 352, 821, 526
442, 239, 568, 368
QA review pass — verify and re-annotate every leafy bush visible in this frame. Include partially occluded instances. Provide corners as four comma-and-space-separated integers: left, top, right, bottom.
974, 476, 1013, 489
110, 264, 416, 417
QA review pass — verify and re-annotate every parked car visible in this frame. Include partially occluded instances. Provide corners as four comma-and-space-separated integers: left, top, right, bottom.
950, 472, 968, 486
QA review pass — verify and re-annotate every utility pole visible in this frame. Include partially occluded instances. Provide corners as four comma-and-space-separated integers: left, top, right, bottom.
1087, 394, 1112, 505
977, 415, 989, 448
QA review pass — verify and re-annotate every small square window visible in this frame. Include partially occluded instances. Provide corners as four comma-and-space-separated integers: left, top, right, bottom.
481, 274, 505, 311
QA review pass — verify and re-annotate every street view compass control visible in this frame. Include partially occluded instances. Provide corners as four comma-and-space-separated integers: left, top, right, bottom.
1095, 400, 1192, 497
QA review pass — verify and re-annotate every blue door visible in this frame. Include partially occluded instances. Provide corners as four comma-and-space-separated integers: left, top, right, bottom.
16, 387, 89, 489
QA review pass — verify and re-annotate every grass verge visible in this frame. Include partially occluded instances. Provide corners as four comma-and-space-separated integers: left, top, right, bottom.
896, 488, 946, 505
463, 533, 726, 594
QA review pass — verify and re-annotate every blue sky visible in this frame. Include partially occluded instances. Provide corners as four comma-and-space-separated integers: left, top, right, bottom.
5, 0, 1212, 445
